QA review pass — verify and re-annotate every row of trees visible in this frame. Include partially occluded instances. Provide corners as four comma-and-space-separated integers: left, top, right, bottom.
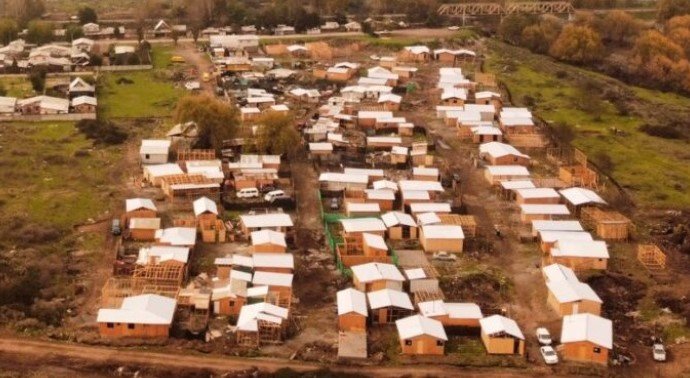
498, 9, 690, 93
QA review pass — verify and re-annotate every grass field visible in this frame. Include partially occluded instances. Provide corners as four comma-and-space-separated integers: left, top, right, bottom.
0, 122, 123, 229
98, 47, 183, 119
0, 77, 35, 98
486, 41, 690, 209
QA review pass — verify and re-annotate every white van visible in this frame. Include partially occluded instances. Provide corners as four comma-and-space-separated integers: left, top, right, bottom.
237, 187, 259, 199
264, 190, 285, 202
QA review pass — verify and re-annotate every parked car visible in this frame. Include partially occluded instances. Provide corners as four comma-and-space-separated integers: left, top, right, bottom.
237, 187, 260, 198
432, 251, 457, 262
536, 327, 552, 345
330, 197, 340, 211
540, 346, 559, 365
653, 343, 667, 362
264, 189, 285, 202
111, 219, 121, 236
260, 185, 277, 194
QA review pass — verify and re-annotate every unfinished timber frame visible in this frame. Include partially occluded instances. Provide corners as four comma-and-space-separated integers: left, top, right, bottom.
637, 244, 667, 272
581, 207, 632, 241
100, 264, 184, 308
438, 2, 575, 16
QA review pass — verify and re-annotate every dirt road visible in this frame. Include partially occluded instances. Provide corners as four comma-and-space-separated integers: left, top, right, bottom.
173, 42, 216, 95
0, 337, 547, 377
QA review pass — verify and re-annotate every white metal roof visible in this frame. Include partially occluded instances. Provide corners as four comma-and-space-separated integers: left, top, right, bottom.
409, 203, 452, 214
471, 126, 503, 136
378, 93, 402, 104
446, 303, 483, 319
542, 263, 579, 282
309, 142, 333, 152
547, 279, 602, 304
413, 167, 439, 177
381, 211, 416, 228
552, 240, 609, 259
402, 190, 431, 201
351, 262, 405, 283
416, 212, 442, 226
363, 233, 388, 250
252, 271, 293, 287
520, 204, 570, 215
561, 313, 613, 349
479, 142, 530, 159
140, 139, 171, 155
137, 246, 190, 265
365, 189, 396, 201
368, 288, 413, 310
486, 165, 531, 177
340, 218, 386, 233
373, 180, 399, 191
358, 110, 393, 119
404, 268, 427, 280
71, 95, 97, 106
418, 300, 448, 317
337, 288, 368, 316
475, 91, 501, 99
396, 314, 447, 341
532, 220, 584, 233
129, 217, 161, 230
250, 230, 286, 247
559, 187, 607, 206
126, 198, 157, 213
405, 45, 430, 54
155, 227, 197, 246
539, 231, 593, 244
399, 180, 444, 192
515, 188, 560, 199
97, 294, 176, 325
346, 202, 381, 213
422, 224, 464, 239
480, 315, 524, 339
236, 302, 289, 332
193, 197, 218, 216
240, 213, 294, 228
500, 180, 535, 190
252, 253, 294, 269
441, 87, 468, 100
367, 136, 402, 144
344, 167, 385, 177
318, 172, 369, 184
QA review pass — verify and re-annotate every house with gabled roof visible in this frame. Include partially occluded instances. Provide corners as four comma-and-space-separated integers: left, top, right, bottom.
351, 262, 405, 292
367, 288, 414, 324
479, 315, 525, 355
396, 314, 448, 355
337, 288, 368, 332
560, 313, 612, 365
97, 294, 176, 338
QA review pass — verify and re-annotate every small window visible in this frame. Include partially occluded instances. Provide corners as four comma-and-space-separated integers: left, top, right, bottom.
436, 340, 444, 346
593, 347, 601, 354
127, 323, 135, 330
405, 340, 412, 346
106, 323, 114, 328
145, 154, 150, 159
229, 300, 235, 306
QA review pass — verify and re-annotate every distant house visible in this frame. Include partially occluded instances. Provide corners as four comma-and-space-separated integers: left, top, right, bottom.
420, 225, 464, 253
484, 165, 531, 185
344, 22, 362, 32
547, 240, 609, 271
479, 142, 530, 166
72, 38, 95, 52
0, 96, 17, 114
17, 96, 69, 115
418, 300, 483, 329
129, 217, 161, 241
71, 96, 97, 113
396, 314, 448, 355
351, 262, 405, 292
559, 187, 607, 215
251, 230, 287, 253
433, 48, 476, 64
367, 288, 414, 324
337, 288, 368, 332
152, 20, 172, 37
479, 315, 525, 355
124, 198, 157, 222
155, 227, 197, 247
339, 218, 387, 240
545, 272, 602, 317
514, 188, 561, 205
97, 294, 176, 338
82, 23, 100, 36
381, 211, 418, 240
238, 213, 294, 237
274, 25, 296, 36
560, 313, 612, 365
399, 45, 430, 62
235, 302, 289, 347
193, 196, 218, 224
139, 139, 171, 164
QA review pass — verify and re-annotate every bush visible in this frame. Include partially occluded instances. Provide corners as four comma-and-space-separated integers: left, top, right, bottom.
639, 124, 683, 139
76, 119, 128, 145
593, 151, 615, 174
29, 69, 47, 92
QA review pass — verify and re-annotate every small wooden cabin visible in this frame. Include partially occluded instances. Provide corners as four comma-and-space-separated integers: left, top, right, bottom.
337, 288, 368, 332
97, 294, 176, 338
367, 288, 414, 324
560, 313, 612, 365
479, 315, 525, 355
396, 315, 448, 355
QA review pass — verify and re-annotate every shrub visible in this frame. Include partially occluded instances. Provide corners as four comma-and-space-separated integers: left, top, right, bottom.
639, 124, 683, 139
75, 119, 128, 145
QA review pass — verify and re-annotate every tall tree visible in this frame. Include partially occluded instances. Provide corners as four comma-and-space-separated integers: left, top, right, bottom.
498, 14, 538, 45
598, 10, 642, 45
657, 0, 690, 22
521, 17, 563, 54
254, 112, 300, 156
78, 7, 98, 25
26, 20, 53, 45
173, 95, 239, 151
0, 18, 18, 45
549, 24, 604, 64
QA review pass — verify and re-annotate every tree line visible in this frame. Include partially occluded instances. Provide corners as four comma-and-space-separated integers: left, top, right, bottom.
497, 0, 690, 93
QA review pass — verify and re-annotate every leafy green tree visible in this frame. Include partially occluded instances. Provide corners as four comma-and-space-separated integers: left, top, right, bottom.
78, 6, 97, 25
65, 24, 84, 41
29, 69, 46, 92
254, 112, 300, 156
549, 25, 604, 64
26, 20, 53, 44
174, 95, 240, 151
521, 17, 562, 54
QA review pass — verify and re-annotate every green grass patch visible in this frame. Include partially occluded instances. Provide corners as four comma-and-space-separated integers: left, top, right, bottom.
0, 76, 35, 98
98, 70, 183, 118
486, 41, 690, 209
0, 122, 122, 229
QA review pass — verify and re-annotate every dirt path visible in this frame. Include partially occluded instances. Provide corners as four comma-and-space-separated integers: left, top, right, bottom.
0, 337, 554, 377
173, 41, 215, 95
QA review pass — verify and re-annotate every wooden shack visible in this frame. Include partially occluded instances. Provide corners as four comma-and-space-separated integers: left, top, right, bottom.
381, 211, 419, 240
547, 240, 609, 271
546, 279, 602, 317
251, 230, 287, 253
337, 288, 368, 332
129, 218, 161, 241
418, 300, 483, 329
124, 198, 157, 223
396, 315, 448, 355
560, 313, 612, 365
351, 262, 405, 292
367, 288, 414, 324
419, 225, 464, 253
97, 294, 176, 338
479, 315, 525, 355
581, 207, 631, 241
